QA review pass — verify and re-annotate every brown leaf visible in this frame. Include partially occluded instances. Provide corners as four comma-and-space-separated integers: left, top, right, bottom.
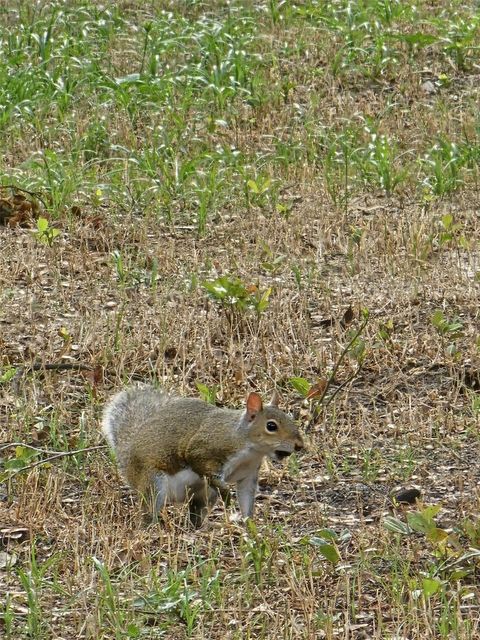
306, 379, 327, 400
0, 198, 13, 223
86, 365, 104, 387
340, 305, 355, 328
12, 193, 26, 205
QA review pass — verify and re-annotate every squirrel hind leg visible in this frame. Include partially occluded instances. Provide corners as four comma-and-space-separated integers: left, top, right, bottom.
185, 477, 220, 528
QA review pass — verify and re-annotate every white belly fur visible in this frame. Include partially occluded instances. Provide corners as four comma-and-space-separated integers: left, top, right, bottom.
155, 468, 202, 503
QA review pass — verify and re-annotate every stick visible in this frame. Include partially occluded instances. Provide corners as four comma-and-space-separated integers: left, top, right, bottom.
6, 445, 108, 475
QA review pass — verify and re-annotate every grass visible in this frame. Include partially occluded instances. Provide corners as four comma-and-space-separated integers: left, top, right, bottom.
1, 0, 480, 638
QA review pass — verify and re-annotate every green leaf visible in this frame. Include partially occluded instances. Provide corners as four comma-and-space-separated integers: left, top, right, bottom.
431, 309, 445, 329
316, 528, 338, 541
441, 213, 453, 230
247, 179, 259, 193
115, 73, 141, 85
316, 543, 341, 565
383, 516, 411, 535
422, 577, 442, 598
399, 32, 438, 47
426, 527, 449, 544
37, 217, 49, 232
259, 178, 271, 193
289, 377, 311, 397
255, 287, 271, 313
195, 382, 216, 405
407, 512, 432, 534
0, 366, 16, 384
422, 505, 441, 521
127, 623, 140, 638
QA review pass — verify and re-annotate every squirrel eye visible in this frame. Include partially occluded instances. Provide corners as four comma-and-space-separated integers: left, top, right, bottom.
266, 420, 278, 433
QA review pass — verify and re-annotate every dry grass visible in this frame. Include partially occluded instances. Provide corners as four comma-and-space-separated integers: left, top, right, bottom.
1, 1, 480, 638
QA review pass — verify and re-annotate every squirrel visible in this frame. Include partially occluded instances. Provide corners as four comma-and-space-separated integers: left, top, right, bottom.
101, 385, 304, 526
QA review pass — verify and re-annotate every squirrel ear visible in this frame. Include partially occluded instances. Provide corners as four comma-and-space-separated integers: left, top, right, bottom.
269, 389, 281, 407
246, 392, 263, 420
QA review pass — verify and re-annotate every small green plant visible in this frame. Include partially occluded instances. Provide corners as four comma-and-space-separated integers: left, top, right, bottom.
93, 557, 130, 634
431, 309, 463, 355
241, 520, 273, 585
437, 213, 466, 248
34, 217, 60, 246
195, 381, 218, 405
347, 225, 364, 273
322, 127, 360, 211
307, 528, 342, 565
0, 593, 15, 640
112, 250, 127, 285
421, 139, 467, 197
3, 445, 41, 476
134, 566, 203, 636
0, 366, 16, 384
245, 175, 277, 210
17, 541, 59, 639
202, 275, 271, 326
359, 127, 408, 195
360, 447, 382, 482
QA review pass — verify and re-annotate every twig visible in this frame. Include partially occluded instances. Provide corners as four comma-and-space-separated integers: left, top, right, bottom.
6, 445, 108, 475
0, 442, 66, 455
323, 362, 364, 409
306, 313, 369, 430
317, 313, 369, 406
0, 184, 49, 210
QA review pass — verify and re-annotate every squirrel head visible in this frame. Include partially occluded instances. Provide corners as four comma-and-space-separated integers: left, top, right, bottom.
240, 391, 304, 461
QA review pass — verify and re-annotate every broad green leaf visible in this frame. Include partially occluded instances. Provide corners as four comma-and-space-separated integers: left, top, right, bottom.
422, 505, 441, 521
441, 213, 453, 229
37, 217, 49, 232
383, 516, 411, 535
289, 377, 311, 397
407, 512, 432, 534
317, 543, 341, 565
422, 577, 442, 598
431, 309, 445, 329
427, 527, 449, 544
195, 382, 216, 405
0, 366, 16, 384
316, 528, 338, 541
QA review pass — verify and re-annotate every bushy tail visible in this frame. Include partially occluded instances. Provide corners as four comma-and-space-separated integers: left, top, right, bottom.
101, 389, 133, 449
101, 386, 168, 450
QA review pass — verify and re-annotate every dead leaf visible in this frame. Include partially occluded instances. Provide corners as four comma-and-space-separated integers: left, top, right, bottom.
340, 305, 355, 328
0, 551, 18, 569
0, 526, 29, 544
306, 379, 327, 400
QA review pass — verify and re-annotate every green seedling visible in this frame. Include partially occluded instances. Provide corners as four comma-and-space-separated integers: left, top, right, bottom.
34, 217, 60, 246
195, 381, 218, 405
308, 528, 342, 566
431, 310, 463, 338
202, 275, 271, 317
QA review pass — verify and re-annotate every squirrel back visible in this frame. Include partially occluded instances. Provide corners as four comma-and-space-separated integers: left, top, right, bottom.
102, 385, 303, 524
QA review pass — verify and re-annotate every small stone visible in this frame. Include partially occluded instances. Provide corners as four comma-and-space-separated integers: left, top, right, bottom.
421, 80, 436, 95
394, 488, 421, 504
